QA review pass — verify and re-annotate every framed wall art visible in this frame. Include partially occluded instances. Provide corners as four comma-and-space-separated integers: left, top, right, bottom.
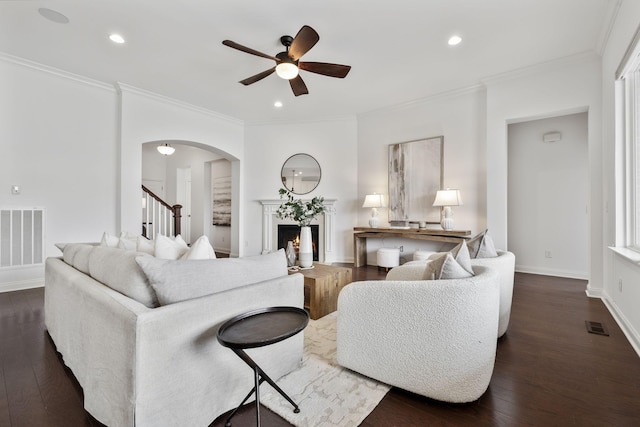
212, 176, 232, 226
388, 136, 444, 223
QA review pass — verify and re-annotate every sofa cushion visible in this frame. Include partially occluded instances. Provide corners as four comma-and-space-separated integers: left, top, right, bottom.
62, 243, 95, 275
467, 229, 498, 258
135, 249, 288, 305
423, 252, 473, 280
88, 246, 159, 308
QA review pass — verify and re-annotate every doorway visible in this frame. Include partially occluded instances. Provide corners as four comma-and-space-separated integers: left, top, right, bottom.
507, 112, 588, 279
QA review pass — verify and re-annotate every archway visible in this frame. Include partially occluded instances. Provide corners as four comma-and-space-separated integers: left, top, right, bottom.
141, 140, 239, 256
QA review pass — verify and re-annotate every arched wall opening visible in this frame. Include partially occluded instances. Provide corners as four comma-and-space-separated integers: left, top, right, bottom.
141, 140, 236, 255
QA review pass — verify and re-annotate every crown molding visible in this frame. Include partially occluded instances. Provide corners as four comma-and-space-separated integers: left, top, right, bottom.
596, 0, 623, 55
480, 51, 600, 87
0, 51, 114, 92
115, 82, 243, 126
245, 114, 356, 127
358, 84, 485, 119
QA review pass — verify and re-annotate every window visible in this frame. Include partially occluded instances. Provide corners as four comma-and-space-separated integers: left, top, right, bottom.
618, 26, 640, 250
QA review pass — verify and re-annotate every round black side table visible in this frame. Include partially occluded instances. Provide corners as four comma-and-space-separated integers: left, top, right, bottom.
217, 306, 309, 427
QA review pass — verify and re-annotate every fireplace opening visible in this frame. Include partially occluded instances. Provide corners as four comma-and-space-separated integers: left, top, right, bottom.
278, 225, 319, 261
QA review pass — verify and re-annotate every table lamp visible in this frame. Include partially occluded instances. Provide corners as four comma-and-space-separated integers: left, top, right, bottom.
362, 194, 386, 228
432, 189, 463, 230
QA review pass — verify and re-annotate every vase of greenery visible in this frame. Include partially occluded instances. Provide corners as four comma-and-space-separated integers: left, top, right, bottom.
276, 188, 326, 267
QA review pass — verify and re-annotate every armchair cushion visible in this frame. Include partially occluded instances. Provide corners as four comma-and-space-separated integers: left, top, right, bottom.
423, 252, 473, 280
467, 229, 498, 258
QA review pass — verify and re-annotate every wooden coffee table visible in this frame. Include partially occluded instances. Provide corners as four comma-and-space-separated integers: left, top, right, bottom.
289, 263, 352, 320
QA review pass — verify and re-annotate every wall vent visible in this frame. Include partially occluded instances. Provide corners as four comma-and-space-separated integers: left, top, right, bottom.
0, 208, 45, 268
585, 320, 609, 336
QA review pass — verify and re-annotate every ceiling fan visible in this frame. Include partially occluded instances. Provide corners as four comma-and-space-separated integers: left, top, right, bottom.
222, 25, 351, 96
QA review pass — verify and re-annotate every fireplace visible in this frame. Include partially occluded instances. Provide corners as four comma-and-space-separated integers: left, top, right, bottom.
278, 225, 319, 261
260, 198, 336, 263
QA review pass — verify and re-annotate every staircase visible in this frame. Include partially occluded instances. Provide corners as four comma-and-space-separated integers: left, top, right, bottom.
141, 185, 182, 239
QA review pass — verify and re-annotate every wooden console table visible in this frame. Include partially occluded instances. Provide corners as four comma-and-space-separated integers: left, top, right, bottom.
353, 227, 471, 267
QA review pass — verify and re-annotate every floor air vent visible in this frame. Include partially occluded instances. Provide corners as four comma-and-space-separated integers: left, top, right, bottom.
585, 321, 609, 336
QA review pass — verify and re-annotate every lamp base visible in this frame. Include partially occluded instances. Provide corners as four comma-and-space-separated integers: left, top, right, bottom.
369, 216, 379, 228
441, 217, 454, 231
440, 206, 454, 231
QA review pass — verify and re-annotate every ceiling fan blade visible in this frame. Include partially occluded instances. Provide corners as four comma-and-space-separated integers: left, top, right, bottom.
289, 75, 309, 96
239, 67, 276, 85
288, 25, 319, 61
222, 40, 279, 62
299, 62, 351, 78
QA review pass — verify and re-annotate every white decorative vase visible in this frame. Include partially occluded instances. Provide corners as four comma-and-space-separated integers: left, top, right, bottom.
298, 226, 313, 268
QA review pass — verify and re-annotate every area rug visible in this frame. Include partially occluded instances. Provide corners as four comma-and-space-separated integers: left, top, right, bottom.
260, 312, 390, 427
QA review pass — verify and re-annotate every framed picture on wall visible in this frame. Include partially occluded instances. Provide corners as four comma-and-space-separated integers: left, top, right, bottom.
212, 176, 232, 226
388, 136, 444, 223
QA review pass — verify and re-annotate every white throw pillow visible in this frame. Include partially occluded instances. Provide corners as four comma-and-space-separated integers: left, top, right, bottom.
137, 236, 155, 255
423, 252, 473, 280
426, 240, 473, 275
154, 234, 189, 260
467, 229, 498, 258
100, 232, 120, 248
181, 235, 216, 260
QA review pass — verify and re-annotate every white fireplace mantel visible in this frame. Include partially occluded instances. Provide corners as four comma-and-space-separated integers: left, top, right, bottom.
260, 199, 336, 263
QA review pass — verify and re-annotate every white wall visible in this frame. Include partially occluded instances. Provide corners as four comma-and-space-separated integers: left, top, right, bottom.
508, 112, 589, 279
601, 0, 640, 354
118, 84, 244, 256
484, 53, 602, 291
244, 118, 358, 262
0, 56, 118, 291
356, 87, 487, 263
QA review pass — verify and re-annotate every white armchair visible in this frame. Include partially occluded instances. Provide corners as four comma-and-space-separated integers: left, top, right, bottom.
386, 250, 515, 337
336, 266, 500, 403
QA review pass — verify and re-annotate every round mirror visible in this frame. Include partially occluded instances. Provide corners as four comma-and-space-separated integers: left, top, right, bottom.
281, 153, 321, 195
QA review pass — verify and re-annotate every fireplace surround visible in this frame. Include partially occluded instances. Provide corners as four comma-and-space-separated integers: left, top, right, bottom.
260, 199, 336, 264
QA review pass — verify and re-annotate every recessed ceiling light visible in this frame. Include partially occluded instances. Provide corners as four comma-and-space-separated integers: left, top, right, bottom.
274, 101, 283, 108
109, 34, 126, 44
38, 8, 69, 24
448, 35, 462, 46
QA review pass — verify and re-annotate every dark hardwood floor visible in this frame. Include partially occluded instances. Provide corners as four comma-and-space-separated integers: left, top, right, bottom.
1, 267, 639, 426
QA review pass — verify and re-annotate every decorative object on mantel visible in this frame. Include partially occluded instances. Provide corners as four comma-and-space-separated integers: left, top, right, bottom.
276, 188, 326, 268
157, 143, 175, 156
285, 241, 297, 267
362, 193, 386, 228
433, 188, 463, 231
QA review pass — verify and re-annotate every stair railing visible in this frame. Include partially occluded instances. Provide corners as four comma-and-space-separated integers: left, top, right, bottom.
141, 185, 182, 239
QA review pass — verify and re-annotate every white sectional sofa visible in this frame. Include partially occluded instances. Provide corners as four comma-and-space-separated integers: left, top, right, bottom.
45, 244, 304, 427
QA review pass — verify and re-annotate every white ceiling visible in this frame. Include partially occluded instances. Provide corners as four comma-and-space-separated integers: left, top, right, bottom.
0, 0, 616, 123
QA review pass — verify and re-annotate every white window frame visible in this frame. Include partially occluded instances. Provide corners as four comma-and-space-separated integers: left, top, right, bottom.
618, 25, 640, 251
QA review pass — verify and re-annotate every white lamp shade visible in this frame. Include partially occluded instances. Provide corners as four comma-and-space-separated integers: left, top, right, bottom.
362, 194, 387, 208
433, 189, 463, 207
157, 144, 175, 155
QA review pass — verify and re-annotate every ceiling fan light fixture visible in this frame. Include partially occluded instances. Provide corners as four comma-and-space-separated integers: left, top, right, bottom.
275, 62, 299, 80
157, 143, 175, 156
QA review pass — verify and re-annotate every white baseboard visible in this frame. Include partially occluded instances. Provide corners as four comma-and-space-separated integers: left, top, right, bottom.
600, 293, 640, 358
515, 264, 588, 280
0, 278, 44, 293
